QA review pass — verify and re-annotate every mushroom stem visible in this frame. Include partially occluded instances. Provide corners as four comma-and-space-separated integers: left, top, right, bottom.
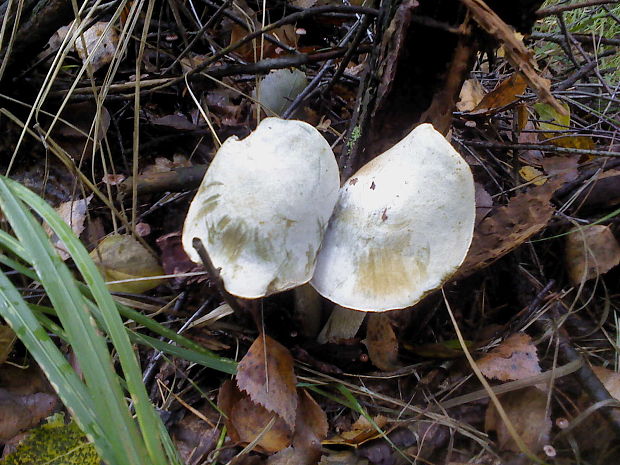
317, 305, 366, 344
293, 283, 323, 338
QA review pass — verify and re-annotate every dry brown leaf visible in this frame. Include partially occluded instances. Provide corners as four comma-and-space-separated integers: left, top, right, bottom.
44, 196, 92, 261
458, 180, 561, 277
462, 0, 565, 115
457, 78, 485, 112
477, 333, 541, 382
565, 225, 620, 285
324, 415, 388, 447
218, 380, 293, 454
475, 183, 493, 225
472, 73, 528, 114
592, 366, 620, 399
0, 389, 57, 441
236, 334, 298, 429
364, 314, 401, 372
541, 156, 579, 183
267, 390, 328, 465
74, 21, 119, 72
485, 387, 551, 453
230, 23, 297, 62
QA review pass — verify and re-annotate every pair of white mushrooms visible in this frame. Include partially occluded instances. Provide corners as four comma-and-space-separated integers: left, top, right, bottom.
182, 118, 475, 341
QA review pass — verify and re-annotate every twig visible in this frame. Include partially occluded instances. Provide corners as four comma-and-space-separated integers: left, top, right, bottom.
463, 140, 620, 158
282, 14, 371, 118
530, 31, 620, 48
206, 45, 372, 79
145, 4, 379, 94
536, 0, 618, 18
120, 165, 208, 194
192, 238, 246, 315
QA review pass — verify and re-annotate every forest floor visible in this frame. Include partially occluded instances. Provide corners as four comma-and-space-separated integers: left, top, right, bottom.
0, 0, 619, 464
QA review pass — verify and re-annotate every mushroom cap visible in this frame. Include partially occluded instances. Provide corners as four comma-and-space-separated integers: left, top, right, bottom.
310, 123, 475, 312
182, 118, 340, 299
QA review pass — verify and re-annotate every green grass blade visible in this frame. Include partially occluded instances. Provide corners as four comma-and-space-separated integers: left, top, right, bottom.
0, 178, 147, 465
3, 177, 176, 465
0, 270, 112, 460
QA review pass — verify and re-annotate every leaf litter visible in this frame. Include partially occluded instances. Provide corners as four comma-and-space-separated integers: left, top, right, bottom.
2, 0, 620, 463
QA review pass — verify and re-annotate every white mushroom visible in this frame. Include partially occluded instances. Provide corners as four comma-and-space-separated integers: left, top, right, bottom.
311, 124, 475, 341
182, 117, 340, 299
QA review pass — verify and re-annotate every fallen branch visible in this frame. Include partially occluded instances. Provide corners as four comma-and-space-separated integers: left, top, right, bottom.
536, 0, 618, 18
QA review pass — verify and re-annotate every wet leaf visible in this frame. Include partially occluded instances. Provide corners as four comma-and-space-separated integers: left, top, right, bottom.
90, 235, 164, 293
364, 314, 400, 372
0, 390, 57, 441
477, 333, 541, 382
0, 413, 99, 464
74, 22, 119, 72
458, 181, 561, 277
0, 326, 15, 365
236, 335, 298, 429
471, 73, 527, 114
485, 387, 551, 453
565, 225, 620, 285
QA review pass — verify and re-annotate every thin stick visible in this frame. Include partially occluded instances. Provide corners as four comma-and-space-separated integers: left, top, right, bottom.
536, 0, 617, 18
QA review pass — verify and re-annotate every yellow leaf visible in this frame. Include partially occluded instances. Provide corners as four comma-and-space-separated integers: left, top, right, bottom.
519, 166, 546, 185
90, 235, 164, 293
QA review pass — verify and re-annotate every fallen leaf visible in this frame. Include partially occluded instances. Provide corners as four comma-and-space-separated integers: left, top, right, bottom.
90, 235, 164, 293
0, 326, 16, 365
519, 166, 546, 186
458, 180, 561, 277
1, 413, 99, 464
267, 390, 328, 465
55, 102, 111, 160
477, 333, 541, 382
364, 314, 400, 372
541, 156, 579, 183
457, 78, 485, 112
219, 381, 293, 454
485, 387, 551, 453
592, 366, 620, 399
534, 103, 595, 150
404, 339, 470, 358
0, 389, 57, 441
472, 73, 527, 114
462, 0, 565, 115
74, 21, 119, 72
573, 169, 620, 209
324, 415, 388, 447
156, 232, 201, 285
565, 225, 620, 285
44, 196, 92, 261
475, 183, 493, 225
256, 69, 308, 116
236, 334, 298, 429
